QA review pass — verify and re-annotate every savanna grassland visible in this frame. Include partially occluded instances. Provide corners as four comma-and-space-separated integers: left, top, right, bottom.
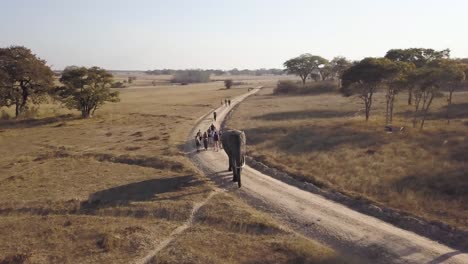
0, 75, 347, 263
228, 86, 468, 230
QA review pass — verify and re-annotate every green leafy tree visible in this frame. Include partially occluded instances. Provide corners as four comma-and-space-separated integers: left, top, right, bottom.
341, 58, 400, 121
385, 48, 450, 105
57, 66, 120, 118
0, 46, 54, 117
284, 54, 328, 85
385, 48, 450, 67
224, 79, 233, 89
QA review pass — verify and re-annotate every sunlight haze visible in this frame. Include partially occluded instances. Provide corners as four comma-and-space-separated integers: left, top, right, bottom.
1, 0, 467, 70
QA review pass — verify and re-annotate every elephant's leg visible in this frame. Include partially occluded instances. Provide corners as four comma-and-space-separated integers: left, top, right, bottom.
232, 158, 239, 182
227, 154, 232, 171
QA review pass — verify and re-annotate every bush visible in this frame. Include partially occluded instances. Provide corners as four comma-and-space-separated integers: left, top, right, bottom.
128, 76, 137, 83
274, 80, 338, 95
171, 70, 210, 84
111, 81, 126, 88
0, 109, 10, 120
224, 79, 233, 89
274, 81, 300, 94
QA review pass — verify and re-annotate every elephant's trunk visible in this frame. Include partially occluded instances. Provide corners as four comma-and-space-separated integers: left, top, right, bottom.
234, 135, 245, 169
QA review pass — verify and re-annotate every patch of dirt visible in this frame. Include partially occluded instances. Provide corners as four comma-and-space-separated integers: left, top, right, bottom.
125, 146, 141, 151
131, 131, 144, 137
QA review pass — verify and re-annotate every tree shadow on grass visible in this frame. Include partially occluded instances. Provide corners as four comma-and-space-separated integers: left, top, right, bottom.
244, 125, 386, 154
393, 169, 468, 202
252, 110, 353, 121
424, 102, 468, 121
0, 114, 78, 129
411, 129, 468, 162
80, 175, 203, 210
397, 102, 468, 121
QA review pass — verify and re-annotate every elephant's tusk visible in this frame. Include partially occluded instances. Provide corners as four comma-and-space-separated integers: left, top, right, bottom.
237, 156, 246, 168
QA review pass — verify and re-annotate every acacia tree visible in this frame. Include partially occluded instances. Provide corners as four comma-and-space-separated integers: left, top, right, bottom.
385, 48, 450, 105
319, 65, 334, 80
284, 54, 328, 85
408, 60, 464, 129
434, 60, 466, 124
385, 62, 415, 125
57, 66, 120, 118
408, 68, 438, 129
329, 56, 352, 87
341, 58, 400, 121
0, 46, 54, 117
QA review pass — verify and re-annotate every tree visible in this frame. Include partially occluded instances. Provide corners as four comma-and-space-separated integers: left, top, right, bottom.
320, 64, 334, 80
284, 54, 328, 85
432, 60, 466, 124
224, 79, 233, 89
57, 66, 120, 118
0, 46, 54, 117
341, 58, 400, 121
385, 48, 450, 105
407, 67, 438, 129
383, 62, 415, 125
330, 56, 352, 87
407, 60, 464, 129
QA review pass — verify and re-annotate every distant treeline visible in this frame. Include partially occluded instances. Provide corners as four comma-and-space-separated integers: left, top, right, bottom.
145, 68, 286, 76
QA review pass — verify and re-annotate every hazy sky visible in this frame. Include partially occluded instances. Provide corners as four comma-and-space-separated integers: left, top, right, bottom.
1, 0, 467, 70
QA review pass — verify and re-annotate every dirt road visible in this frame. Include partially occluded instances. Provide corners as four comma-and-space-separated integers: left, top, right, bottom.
188, 88, 468, 264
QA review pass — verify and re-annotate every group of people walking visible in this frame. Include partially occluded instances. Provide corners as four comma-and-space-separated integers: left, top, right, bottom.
195, 123, 222, 152
194, 98, 233, 152
221, 98, 231, 107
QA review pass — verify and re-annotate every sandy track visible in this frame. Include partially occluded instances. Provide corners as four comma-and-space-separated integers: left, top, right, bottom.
188, 88, 468, 264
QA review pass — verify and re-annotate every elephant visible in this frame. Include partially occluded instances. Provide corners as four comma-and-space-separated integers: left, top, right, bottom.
221, 129, 246, 187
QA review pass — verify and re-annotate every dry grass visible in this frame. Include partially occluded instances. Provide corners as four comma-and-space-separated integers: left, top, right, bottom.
0, 215, 175, 263
151, 193, 352, 264
228, 87, 468, 230
0, 75, 340, 263
108, 72, 292, 90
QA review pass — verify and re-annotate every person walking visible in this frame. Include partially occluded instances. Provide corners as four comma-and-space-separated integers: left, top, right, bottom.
213, 131, 220, 151
203, 132, 208, 151
210, 123, 216, 132
207, 129, 213, 149
228, 99, 231, 106
218, 130, 223, 149
213, 111, 217, 121
225, 99, 228, 105
195, 135, 201, 152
